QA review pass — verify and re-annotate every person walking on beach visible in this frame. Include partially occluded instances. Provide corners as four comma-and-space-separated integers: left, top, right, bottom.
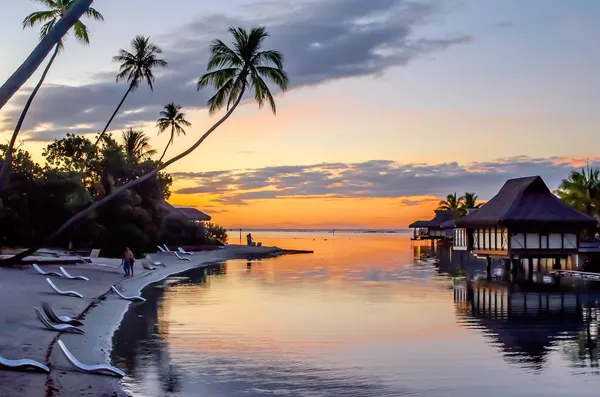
123, 247, 132, 277
129, 249, 136, 277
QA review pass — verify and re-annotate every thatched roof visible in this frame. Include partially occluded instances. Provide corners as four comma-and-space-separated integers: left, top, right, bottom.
409, 210, 457, 229
455, 176, 596, 228
160, 201, 211, 221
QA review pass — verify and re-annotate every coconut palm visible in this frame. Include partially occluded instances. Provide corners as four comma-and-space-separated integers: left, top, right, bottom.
0, 0, 93, 111
555, 166, 600, 218
156, 103, 191, 162
122, 129, 157, 162
4, 26, 288, 264
91, 36, 168, 152
459, 192, 482, 213
0, 0, 102, 186
438, 193, 463, 213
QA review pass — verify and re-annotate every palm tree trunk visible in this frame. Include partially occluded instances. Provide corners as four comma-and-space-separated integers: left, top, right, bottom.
0, 0, 93, 110
158, 126, 174, 162
1, 86, 246, 265
0, 45, 60, 189
82, 84, 134, 169
92, 84, 134, 150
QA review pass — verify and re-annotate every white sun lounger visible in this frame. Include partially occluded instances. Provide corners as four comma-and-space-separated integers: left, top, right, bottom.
34, 308, 85, 334
33, 263, 62, 277
141, 260, 155, 270
42, 302, 83, 326
163, 244, 172, 252
111, 286, 146, 302
46, 278, 83, 298
178, 247, 193, 255
57, 340, 125, 377
146, 255, 166, 267
0, 355, 49, 373
157, 245, 167, 252
59, 266, 89, 281
175, 252, 191, 261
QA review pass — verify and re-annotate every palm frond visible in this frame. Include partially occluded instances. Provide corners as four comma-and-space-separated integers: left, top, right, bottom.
72, 20, 90, 44
84, 7, 104, 21
256, 66, 288, 91
253, 50, 284, 68
22, 10, 57, 28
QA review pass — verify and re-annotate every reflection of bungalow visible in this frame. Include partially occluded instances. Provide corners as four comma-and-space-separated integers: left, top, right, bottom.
160, 202, 211, 223
453, 176, 596, 279
409, 210, 457, 240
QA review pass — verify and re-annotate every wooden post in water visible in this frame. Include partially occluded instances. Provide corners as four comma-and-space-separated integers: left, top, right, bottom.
486, 256, 492, 281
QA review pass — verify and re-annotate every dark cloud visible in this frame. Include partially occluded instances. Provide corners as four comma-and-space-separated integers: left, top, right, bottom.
1, 0, 470, 141
172, 156, 593, 205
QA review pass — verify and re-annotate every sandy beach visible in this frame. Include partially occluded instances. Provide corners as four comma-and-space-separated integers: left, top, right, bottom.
0, 245, 284, 397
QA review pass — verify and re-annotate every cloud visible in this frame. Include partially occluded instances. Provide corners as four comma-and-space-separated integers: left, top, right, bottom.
172, 156, 595, 205
1, 0, 471, 141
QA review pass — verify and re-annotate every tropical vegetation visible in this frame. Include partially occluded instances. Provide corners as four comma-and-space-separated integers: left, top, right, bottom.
437, 192, 482, 216
554, 166, 600, 219
0, 8, 287, 263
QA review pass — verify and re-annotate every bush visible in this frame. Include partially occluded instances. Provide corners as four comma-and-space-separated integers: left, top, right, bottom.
205, 222, 228, 244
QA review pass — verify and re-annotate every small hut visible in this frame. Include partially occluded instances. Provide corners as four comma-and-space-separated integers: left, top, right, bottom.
409, 210, 457, 241
160, 201, 211, 222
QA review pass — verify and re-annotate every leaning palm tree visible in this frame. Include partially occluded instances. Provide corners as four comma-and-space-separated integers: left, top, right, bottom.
156, 103, 191, 162
438, 193, 464, 213
0, 0, 102, 186
90, 36, 168, 152
555, 166, 600, 218
121, 128, 157, 162
3, 26, 288, 264
0, 0, 93, 111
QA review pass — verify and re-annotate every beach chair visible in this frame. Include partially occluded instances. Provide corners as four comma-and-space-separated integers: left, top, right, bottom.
111, 286, 146, 302
157, 245, 167, 252
0, 355, 49, 373
57, 340, 125, 377
175, 252, 191, 261
42, 302, 83, 326
146, 255, 166, 267
34, 308, 84, 334
59, 266, 89, 281
46, 278, 83, 298
162, 244, 173, 252
32, 263, 62, 278
178, 247, 193, 255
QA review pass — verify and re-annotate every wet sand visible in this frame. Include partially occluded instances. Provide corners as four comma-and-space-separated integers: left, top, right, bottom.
0, 245, 284, 397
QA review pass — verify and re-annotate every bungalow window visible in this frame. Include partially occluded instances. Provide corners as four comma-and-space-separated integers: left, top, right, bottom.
540, 234, 549, 249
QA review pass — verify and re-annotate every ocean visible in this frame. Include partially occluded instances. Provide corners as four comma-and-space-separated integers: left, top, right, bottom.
111, 230, 600, 396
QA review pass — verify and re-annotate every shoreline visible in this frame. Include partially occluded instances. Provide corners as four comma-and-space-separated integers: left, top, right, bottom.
0, 245, 292, 397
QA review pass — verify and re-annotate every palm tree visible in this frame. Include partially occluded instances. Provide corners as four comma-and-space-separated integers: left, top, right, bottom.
121, 128, 157, 162
156, 103, 191, 162
438, 193, 464, 213
91, 36, 168, 152
0, 0, 93, 111
0, 0, 102, 186
3, 26, 288, 264
555, 166, 600, 218
459, 192, 482, 213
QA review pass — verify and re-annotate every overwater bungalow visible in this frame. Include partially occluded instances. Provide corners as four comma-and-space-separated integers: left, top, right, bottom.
409, 210, 457, 241
453, 176, 597, 281
160, 201, 212, 223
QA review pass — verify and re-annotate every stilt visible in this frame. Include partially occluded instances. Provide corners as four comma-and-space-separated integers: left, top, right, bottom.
486, 256, 492, 281
527, 258, 534, 283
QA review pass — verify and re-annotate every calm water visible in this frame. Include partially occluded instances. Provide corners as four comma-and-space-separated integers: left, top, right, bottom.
112, 231, 600, 397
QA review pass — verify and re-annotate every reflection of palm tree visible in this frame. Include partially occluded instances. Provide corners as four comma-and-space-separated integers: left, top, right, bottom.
561, 314, 600, 370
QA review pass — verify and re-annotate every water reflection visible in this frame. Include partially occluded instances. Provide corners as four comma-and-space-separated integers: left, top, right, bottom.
112, 233, 600, 397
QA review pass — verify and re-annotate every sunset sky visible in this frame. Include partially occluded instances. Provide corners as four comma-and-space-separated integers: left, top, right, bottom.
1, 0, 600, 228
